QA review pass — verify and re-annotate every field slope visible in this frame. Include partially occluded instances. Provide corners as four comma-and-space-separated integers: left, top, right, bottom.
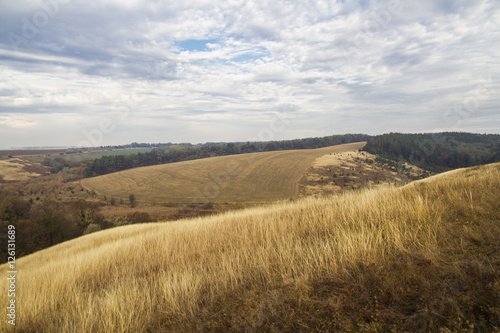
2, 162, 499, 332
81, 142, 366, 203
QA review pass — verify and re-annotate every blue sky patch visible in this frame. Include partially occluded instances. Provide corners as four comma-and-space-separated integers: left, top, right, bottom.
177, 39, 220, 52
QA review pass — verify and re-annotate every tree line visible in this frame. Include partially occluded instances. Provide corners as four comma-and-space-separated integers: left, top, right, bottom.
363, 132, 500, 172
85, 134, 372, 177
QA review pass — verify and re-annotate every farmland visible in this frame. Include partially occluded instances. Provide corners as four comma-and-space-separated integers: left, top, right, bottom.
35, 147, 154, 162
81, 142, 366, 204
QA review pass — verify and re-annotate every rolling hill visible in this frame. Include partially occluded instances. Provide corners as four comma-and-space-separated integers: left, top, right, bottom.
81, 142, 366, 203
2, 162, 498, 332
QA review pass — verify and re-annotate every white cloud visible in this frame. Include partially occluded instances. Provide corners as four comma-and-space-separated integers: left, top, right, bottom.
0, 0, 498, 148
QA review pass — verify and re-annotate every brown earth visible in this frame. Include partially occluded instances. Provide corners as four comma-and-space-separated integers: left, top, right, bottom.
298, 150, 428, 197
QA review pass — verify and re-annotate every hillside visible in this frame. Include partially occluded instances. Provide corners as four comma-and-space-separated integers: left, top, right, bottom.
0, 158, 47, 182
2, 162, 498, 332
84, 134, 372, 177
81, 142, 366, 204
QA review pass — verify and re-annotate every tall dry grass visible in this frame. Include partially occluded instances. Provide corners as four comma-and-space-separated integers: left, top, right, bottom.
1, 163, 499, 332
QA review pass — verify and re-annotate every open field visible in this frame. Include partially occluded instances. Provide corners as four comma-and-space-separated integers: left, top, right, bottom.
0, 148, 153, 160
2, 162, 498, 332
0, 149, 66, 157
0, 148, 152, 182
81, 142, 366, 204
0, 158, 48, 182
33, 147, 154, 162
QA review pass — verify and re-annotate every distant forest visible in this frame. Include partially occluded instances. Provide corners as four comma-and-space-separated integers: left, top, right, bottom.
363, 132, 500, 172
85, 134, 371, 177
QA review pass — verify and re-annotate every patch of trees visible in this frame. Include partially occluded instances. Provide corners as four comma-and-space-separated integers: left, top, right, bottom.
43, 156, 85, 175
0, 196, 108, 263
363, 132, 500, 172
85, 134, 372, 177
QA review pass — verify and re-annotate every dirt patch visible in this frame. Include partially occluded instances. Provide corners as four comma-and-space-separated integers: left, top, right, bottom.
299, 151, 428, 197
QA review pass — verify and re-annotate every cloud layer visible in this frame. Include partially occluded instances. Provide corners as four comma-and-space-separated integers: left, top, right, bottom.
0, 0, 499, 148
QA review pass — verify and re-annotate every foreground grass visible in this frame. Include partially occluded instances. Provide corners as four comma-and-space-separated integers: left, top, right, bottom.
1, 163, 499, 332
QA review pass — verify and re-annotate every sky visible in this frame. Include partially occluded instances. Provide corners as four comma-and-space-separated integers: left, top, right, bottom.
0, 0, 499, 149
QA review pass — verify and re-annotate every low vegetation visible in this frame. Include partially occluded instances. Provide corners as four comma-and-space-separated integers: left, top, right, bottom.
298, 150, 430, 197
2, 162, 498, 332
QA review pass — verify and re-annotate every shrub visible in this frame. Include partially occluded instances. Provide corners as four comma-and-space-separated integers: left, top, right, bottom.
84, 223, 102, 235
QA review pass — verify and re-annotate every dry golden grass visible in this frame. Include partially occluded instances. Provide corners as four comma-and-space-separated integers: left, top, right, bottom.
81, 142, 366, 204
1, 163, 499, 332
0, 158, 43, 181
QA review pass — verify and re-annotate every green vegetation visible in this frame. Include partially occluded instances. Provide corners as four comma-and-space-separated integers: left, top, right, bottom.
41, 148, 153, 163
363, 132, 500, 172
129, 193, 136, 208
85, 134, 371, 177
37, 148, 153, 175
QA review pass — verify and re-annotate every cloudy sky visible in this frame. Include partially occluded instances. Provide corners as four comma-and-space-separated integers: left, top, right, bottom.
0, 0, 498, 149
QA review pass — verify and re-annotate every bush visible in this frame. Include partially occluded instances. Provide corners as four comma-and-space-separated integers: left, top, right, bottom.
84, 223, 102, 235
127, 211, 152, 223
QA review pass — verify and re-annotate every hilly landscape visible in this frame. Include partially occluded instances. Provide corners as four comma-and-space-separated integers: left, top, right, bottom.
1, 161, 498, 332
81, 142, 367, 204
0, 133, 498, 332
2, 0, 499, 331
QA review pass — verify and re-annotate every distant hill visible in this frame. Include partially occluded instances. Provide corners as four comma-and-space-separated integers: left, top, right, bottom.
4, 162, 499, 332
81, 142, 366, 204
363, 132, 500, 171
84, 134, 371, 177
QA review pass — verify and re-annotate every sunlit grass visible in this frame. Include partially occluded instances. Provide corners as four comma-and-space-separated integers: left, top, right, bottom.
1, 163, 499, 332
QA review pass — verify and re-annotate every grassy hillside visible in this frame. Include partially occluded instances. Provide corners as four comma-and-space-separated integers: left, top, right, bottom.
81, 142, 366, 203
2, 162, 498, 332
84, 134, 372, 177
0, 158, 46, 182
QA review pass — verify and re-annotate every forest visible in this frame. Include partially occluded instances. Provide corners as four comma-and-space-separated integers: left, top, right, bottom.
85, 134, 372, 177
363, 132, 500, 172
